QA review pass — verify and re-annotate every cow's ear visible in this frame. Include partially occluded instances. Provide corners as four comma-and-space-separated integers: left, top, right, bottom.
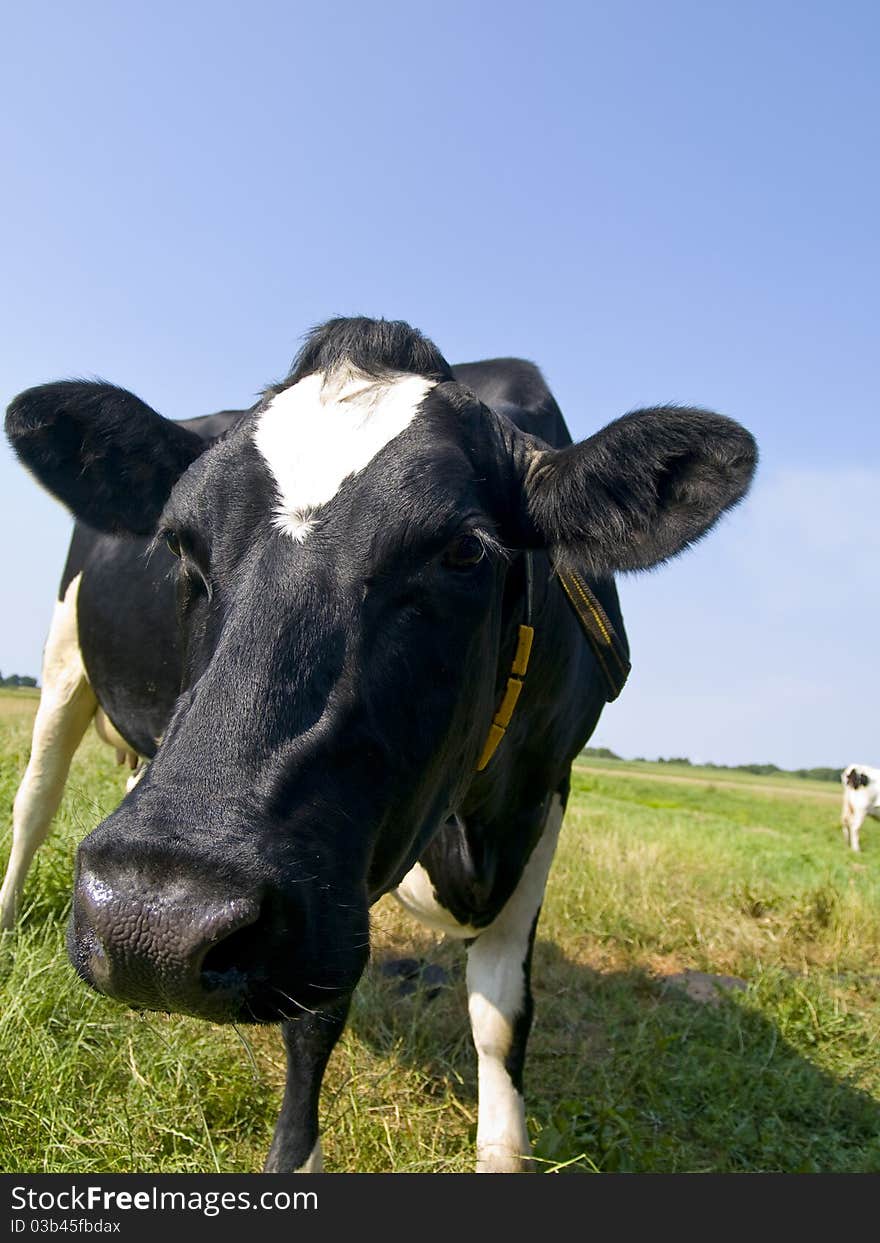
521, 406, 757, 574
6, 381, 206, 536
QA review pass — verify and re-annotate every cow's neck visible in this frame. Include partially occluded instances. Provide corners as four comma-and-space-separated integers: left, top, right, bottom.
475, 552, 536, 773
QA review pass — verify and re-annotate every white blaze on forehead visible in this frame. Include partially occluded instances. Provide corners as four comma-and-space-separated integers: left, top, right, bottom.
253, 367, 436, 542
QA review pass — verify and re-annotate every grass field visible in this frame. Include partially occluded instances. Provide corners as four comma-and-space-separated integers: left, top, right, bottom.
1, 687, 878, 1173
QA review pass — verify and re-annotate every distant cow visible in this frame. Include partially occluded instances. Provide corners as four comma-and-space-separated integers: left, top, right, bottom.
2, 317, 757, 1172
840, 764, 880, 851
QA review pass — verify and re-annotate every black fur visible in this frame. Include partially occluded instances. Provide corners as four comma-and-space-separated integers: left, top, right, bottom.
6, 317, 758, 1172
846, 768, 870, 790
265, 316, 455, 398
524, 405, 758, 574
60, 408, 247, 753
5, 382, 204, 537
264, 1002, 350, 1173
502, 909, 540, 1095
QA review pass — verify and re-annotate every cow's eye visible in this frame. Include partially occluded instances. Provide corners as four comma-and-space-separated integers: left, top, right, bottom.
165, 531, 182, 558
442, 533, 485, 570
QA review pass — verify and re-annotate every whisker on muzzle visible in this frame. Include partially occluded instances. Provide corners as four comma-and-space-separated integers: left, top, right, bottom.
272, 986, 333, 1023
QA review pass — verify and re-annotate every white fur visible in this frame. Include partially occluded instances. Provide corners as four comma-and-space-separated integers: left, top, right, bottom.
466, 793, 564, 1172
394, 856, 482, 939
0, 575, 97, 930
0, 576, 149, 930
253, 368, 435, 543
841, 763, 880, 852
394, 796, 565, 1172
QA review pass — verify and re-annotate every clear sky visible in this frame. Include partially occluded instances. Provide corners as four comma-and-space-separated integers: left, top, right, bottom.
1, 1, 877, 769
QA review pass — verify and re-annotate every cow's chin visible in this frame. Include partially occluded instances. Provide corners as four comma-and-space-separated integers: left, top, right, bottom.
164, 988, 352, 1026
67, 913, 367, 1026
202, 976, 357, 1025
72, 961, 357, 1025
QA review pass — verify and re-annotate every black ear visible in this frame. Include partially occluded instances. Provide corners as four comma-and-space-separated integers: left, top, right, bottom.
523, 406, 757, 574
6, 381, 206, 536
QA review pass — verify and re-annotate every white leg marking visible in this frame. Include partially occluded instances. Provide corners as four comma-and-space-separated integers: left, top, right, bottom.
466, 793, 564, 1173
841, 787, 871, 852
0, 575, 97, 930
254, 368, 435, 543
294, 1139, 323, 1173
848, 806, 865, 852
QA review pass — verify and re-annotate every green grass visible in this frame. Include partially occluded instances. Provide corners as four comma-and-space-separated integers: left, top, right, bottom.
576, 751, 844, 793
1, 691, 878, 1173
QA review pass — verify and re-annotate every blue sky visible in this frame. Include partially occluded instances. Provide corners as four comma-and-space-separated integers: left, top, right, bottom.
1, 1, 877, 768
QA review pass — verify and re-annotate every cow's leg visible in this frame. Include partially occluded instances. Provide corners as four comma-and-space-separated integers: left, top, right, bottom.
0, 576, 96, 930
847, 804, 866, 852
466, 789, 565, 1173
264, 998, 350, 1173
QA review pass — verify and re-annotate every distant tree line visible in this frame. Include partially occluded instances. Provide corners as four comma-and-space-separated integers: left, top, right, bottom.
582, 747, 841, 783
0, 671, 37, 688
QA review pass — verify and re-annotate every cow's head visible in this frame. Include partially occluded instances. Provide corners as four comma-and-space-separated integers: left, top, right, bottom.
7, 318, 757, 1022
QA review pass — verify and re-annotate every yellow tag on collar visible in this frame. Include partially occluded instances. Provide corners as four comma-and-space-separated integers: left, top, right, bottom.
476, 624, 534, 772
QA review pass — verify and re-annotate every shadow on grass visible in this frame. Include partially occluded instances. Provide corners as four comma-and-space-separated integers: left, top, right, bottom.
351, 940, 880, 1173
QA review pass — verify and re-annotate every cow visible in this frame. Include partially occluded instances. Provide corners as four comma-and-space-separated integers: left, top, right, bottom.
840, 764, 880, 852
0, 407, 249, 931
2, 317, 757, 1172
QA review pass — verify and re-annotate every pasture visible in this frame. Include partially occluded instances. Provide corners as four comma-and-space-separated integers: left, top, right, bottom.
1, 688, 878, 1173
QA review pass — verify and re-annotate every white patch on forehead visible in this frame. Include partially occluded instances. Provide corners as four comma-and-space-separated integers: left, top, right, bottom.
253, 367, 436, 542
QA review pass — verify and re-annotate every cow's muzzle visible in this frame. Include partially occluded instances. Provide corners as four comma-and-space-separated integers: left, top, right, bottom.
69, 870, 262, 1019
68, 842, 367, 1022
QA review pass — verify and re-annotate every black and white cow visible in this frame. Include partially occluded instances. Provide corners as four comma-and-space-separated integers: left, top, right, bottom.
840, 764, 880, 852
2, 318, 757, 1172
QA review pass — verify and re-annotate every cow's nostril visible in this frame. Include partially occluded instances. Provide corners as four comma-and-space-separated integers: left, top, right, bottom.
200, 909, 272, 992
193, 899, 264, 975
71, 866, 264, 1015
